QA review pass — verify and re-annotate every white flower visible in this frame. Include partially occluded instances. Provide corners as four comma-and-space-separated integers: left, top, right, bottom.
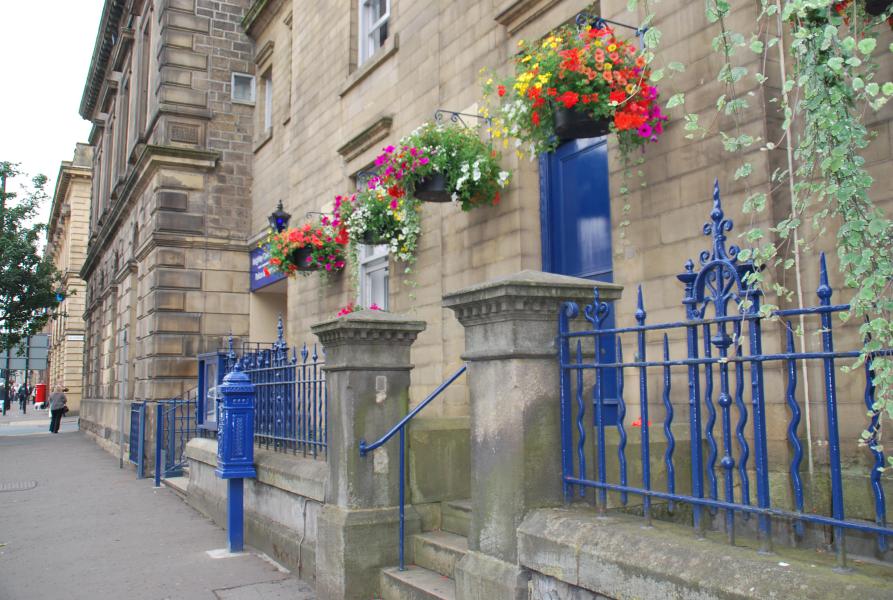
451, 193, 459, 203
498, 171, 510, 187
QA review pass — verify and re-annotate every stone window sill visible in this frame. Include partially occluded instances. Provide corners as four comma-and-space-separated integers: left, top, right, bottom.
253, 127, 273, 153
339, 33, 399, 98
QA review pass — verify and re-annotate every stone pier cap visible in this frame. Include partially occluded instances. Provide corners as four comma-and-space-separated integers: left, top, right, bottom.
442, 270, 623, 360
311, 310, 426, 369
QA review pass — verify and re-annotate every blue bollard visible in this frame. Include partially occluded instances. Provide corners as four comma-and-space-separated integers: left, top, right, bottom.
215, 355, 256, 553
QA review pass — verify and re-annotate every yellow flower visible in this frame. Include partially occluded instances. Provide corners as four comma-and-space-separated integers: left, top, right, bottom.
594, 40, 603, 47
395, 212, 403, 222
521, 55, 532, 63
604, 63, 613, 71
486, 78, 493, 85
493, 128, 502, 138
608, 44, 617, 52
538, 74, 550, 85
517, 39, 525, 47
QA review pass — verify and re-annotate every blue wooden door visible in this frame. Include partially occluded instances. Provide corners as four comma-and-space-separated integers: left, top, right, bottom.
541, 137, 618, 425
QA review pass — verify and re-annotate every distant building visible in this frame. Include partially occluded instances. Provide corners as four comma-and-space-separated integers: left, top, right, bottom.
45, 144, 92, 415
78, 0, 255, 452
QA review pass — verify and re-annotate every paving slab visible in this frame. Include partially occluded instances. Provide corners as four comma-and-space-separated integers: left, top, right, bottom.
0, 429, 315, 599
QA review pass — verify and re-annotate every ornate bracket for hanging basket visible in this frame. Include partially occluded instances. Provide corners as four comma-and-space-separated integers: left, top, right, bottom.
434, 109, 492, 130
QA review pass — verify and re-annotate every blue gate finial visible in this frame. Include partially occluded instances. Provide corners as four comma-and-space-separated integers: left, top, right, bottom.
700, 180, 739, 265
817, 252, 832, 301
276, 314, 285, 348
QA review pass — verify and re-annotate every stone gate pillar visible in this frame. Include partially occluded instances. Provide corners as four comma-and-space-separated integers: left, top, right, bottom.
311, 310, 426, 600
443, 270, 622, 600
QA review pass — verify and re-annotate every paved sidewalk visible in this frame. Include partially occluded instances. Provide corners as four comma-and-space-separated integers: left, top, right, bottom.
0, 407, 78, 436
0, 430, 316, 599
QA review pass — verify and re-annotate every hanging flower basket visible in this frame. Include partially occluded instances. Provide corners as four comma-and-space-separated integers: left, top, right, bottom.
413, 172, 451, 203
265, 221, 348, 277
361, 229, 389, 245
864, 0, 892, 16
288, 246, 317, 271
482, 23, 667, 159
553, 105, 612, 140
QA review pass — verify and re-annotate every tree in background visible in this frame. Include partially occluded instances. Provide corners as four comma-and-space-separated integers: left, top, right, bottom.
0, 161, 61, 353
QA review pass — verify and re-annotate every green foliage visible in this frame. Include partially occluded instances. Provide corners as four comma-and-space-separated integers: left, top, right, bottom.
0, 162, 61, 352
630, 0, 893, 468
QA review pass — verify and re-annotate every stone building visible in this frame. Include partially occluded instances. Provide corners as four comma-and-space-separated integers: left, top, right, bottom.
45, 144, 93, 415
78, 0, 256, 452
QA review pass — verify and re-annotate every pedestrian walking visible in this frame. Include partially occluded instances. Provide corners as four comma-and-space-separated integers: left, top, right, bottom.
48, 385, 67, 433
17, 382, 29, 413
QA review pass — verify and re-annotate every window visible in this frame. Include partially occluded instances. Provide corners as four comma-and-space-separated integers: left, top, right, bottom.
358, 0, 389, 66
231, 73, 256, 104
358, 243, 389, 310
262, 71, 273, 132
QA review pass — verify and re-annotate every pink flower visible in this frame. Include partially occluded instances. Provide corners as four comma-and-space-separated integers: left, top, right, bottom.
390, 199, 399, 209
325, 263, 333, 271
384, 145, 395, 153
419, 157, 430, 165
637, 123, 653, 138
369, 303, 382, 311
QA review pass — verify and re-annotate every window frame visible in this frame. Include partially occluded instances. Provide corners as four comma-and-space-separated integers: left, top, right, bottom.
231, 72, 256, 105
263, 71, 273, 132
358, 0, 390, 66
358, 243, 389, 310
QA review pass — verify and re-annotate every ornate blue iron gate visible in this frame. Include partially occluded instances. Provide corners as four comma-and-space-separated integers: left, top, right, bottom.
154, 392, 198, 485
558, 182, 891, 569
128, 401, 146, 478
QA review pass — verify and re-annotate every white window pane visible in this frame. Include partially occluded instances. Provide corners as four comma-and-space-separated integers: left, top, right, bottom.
232, 73, 255, 102
264, 76, 273, 131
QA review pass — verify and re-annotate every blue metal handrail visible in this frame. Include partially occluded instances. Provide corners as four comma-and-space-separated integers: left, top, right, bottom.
359, 364, 467, 571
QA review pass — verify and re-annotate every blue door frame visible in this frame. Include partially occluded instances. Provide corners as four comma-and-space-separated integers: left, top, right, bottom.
540, 136, 618, 424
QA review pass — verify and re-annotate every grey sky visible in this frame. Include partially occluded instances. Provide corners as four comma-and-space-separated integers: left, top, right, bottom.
0, 1, 104, 223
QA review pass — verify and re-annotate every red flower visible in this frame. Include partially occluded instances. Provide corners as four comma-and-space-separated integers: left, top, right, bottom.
546, 87, 558, 97
558, 47, 581, 72
497, 85, 506, 97
609, 90, 626, 104
558, 91, 580, 109
335, 227, 349, 245
531, 111, 541, 126
263, 267, 270, 277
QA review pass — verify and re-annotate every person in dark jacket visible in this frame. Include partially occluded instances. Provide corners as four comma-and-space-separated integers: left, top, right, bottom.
17, 383, 30, 413
48, 386, 67, 433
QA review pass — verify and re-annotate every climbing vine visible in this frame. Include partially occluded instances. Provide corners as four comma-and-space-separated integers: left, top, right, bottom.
637, 0, 893, 464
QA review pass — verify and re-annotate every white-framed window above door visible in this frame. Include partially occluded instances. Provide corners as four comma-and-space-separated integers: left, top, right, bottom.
358, 242, 389, 310
358, 0, 389, 66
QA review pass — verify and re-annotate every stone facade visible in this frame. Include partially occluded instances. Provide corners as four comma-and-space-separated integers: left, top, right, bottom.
78, 0, 255, 453
240, 0, 892, 458
45, 144, 93, 415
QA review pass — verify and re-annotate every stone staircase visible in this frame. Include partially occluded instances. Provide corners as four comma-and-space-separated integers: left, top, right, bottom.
380, 499, 471, 599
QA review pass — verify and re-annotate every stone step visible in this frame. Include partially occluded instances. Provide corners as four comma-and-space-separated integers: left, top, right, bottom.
161, 476, 188, 499
411, 531, 468, 578
441, 499, 471, 538
380, 565, 456, 600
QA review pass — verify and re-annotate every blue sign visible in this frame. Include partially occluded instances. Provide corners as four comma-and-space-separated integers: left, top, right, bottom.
250, 245, 285, 291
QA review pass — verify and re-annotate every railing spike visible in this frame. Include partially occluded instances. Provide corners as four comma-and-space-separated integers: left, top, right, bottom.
635, 285, 646, 323
817, 252, 832, 301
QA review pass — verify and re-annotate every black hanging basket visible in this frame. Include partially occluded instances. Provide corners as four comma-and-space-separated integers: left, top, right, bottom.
288, 247, 317, 271
553, 106, 611, 140
865, 0, 892, 16
361, 229, 388, 245
413, 173, 451, 203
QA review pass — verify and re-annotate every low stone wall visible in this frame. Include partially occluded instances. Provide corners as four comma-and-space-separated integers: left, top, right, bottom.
184, 438, 325, 581
518, 507, 893, 600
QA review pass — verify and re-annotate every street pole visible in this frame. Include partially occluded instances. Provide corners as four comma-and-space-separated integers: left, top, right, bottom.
22, 337, 29, 415
118, 331, 128, 469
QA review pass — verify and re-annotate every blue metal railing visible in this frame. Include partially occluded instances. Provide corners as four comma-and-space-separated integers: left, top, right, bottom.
154, 392, 199, 487
558, 182, 891, 569
128, 401, 146, 479
359, 365, 468, 571
221, 323, 327, 458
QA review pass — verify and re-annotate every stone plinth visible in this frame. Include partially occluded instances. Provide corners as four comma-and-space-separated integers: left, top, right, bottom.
311, 310, 426, 600
443, 270, 622, 600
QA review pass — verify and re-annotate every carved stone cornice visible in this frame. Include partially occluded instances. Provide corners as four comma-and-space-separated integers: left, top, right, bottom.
336, 115, 393, 162
495, 0, 563, 34
312, 311, 426, 349
443, 269, 623, 328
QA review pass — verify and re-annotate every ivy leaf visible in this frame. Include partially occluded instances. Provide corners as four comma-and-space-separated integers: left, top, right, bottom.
666, 93, 685, 108
750, 39, 764, 54
735, 163, 753, 180
668, 62, 685, 72
853, 77, 865, 91
827, 57, 844, 71
866, 82, 880, 97
883, 82, 893, 96
858, 38, 877, 55
650, 68, 665, 82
